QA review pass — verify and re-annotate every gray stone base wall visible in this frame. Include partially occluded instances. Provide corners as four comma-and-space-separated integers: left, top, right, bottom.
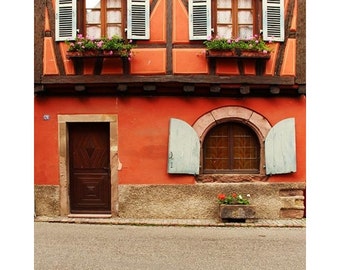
35, 182, 305, 219
34, 185, 60, 216
118, 182, 305, 219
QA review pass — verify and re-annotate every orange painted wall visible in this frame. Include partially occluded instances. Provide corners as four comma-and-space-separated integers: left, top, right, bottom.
43, 0, 297, 77
34, 95, 306, 185
37, 0, 304, 186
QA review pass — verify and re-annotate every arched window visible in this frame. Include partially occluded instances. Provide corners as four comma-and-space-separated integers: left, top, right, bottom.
203, 122, 260, 174
168, 107, 296, 181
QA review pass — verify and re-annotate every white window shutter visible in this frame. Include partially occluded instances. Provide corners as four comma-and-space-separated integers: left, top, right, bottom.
189, 0, 211, 40
127, 0, 150, 40
55, 0, 77, 41
265, 118, 296, 175
262, 0, 284, 42
168, 118, 200, 175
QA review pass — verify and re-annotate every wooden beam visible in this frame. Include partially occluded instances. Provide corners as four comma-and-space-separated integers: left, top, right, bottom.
34, 0, 45, 83
41, 75, 295, 85
46, 0, 66, 75
295, 0, 306, 84
274, 0, 296, 76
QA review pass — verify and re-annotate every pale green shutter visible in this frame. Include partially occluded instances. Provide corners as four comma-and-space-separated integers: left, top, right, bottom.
189, 0, 211, 40
127, 0, 150, 40
168, 118, 200, 175
55, 0, 77, 41
262, 0, 284, 42
265, 118, 296, 175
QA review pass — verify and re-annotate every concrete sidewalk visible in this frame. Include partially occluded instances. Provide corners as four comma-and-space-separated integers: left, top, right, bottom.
34, 216, 306, 228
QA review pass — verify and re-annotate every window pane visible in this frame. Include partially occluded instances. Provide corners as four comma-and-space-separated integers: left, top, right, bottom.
238, 26, 253, 39
107, 26, 122, 37
86, 26, 101, 39
107, 10, 121, 23
203, 122, 259, 173
86, 10, 101, 24
217, 11, 232, 24
238, 0, 252, 8
107, 0, 121, 8
217, 0, 232, 8
217, 26, 232, 38
86, 0, 101, 8
204, 125, 230, 171
232, 124, 259, 170
238, 11, 253, 24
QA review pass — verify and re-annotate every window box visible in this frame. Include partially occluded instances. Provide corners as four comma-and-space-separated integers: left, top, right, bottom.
206, 49, 271, 76
206, 50, 271, 59
66, 51, 123, 58
66, 51, 130, 75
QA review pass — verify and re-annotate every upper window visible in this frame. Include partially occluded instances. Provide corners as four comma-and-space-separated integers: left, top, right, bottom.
82, 0, 124, 39
215, 0, 256, 39
55, 0, 150, 41
189, 0, 284, 41
203, 122, 260, 174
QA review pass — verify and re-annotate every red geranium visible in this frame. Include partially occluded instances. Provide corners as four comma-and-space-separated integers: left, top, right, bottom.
217, 192, 250, 205
217, 193, 226, 200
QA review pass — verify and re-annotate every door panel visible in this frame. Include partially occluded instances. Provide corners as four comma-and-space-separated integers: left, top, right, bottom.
69, 122, 111, 214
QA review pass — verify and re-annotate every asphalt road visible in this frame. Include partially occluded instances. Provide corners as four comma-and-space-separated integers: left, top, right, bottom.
34, 222, 305, 270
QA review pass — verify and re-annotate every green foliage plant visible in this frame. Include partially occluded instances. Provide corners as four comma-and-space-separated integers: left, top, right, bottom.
204, 34, 273, 54
217, 192, 251, 205
66, 34, 136, 59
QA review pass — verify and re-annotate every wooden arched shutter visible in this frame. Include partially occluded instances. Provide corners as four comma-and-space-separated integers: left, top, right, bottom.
262, 0, 284, 42
168, 118, 200, 175
265, 118, 296, 174
127, 0, 150, 40
189, 0, 211, 40
55, 0, 77, 41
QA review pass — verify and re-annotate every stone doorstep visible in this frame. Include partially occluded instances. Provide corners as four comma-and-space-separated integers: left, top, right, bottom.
68, 214, 112, 218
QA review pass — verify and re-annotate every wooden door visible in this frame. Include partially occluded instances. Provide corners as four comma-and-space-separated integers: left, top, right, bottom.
69, 122, 111, 214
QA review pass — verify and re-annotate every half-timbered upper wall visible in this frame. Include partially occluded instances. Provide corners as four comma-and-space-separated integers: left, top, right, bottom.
41, 0, 300, 78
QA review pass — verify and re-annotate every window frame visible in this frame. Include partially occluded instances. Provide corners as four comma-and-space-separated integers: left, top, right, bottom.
77, 0, 127, 39
212, 0, 261, 39
55, 0, 150, 41
192, 106, 271, 181
202, 121, 261, 174
188, 0, 284, 41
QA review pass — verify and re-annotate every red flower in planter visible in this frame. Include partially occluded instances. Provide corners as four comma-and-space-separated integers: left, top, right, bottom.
217, 192, 250, 205
217, 193, 226, 201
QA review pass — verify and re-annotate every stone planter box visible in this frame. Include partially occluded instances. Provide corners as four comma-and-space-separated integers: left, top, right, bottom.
219, 204, 256, 222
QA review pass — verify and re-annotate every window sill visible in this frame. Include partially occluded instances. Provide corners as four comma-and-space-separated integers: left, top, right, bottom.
196, 174, 268, 183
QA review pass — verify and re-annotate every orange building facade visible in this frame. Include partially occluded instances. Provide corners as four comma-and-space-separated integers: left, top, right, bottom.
34, 0, 306, 220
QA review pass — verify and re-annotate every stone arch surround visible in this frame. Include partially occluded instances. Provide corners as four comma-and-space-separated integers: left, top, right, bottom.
192, 106, 272, 182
